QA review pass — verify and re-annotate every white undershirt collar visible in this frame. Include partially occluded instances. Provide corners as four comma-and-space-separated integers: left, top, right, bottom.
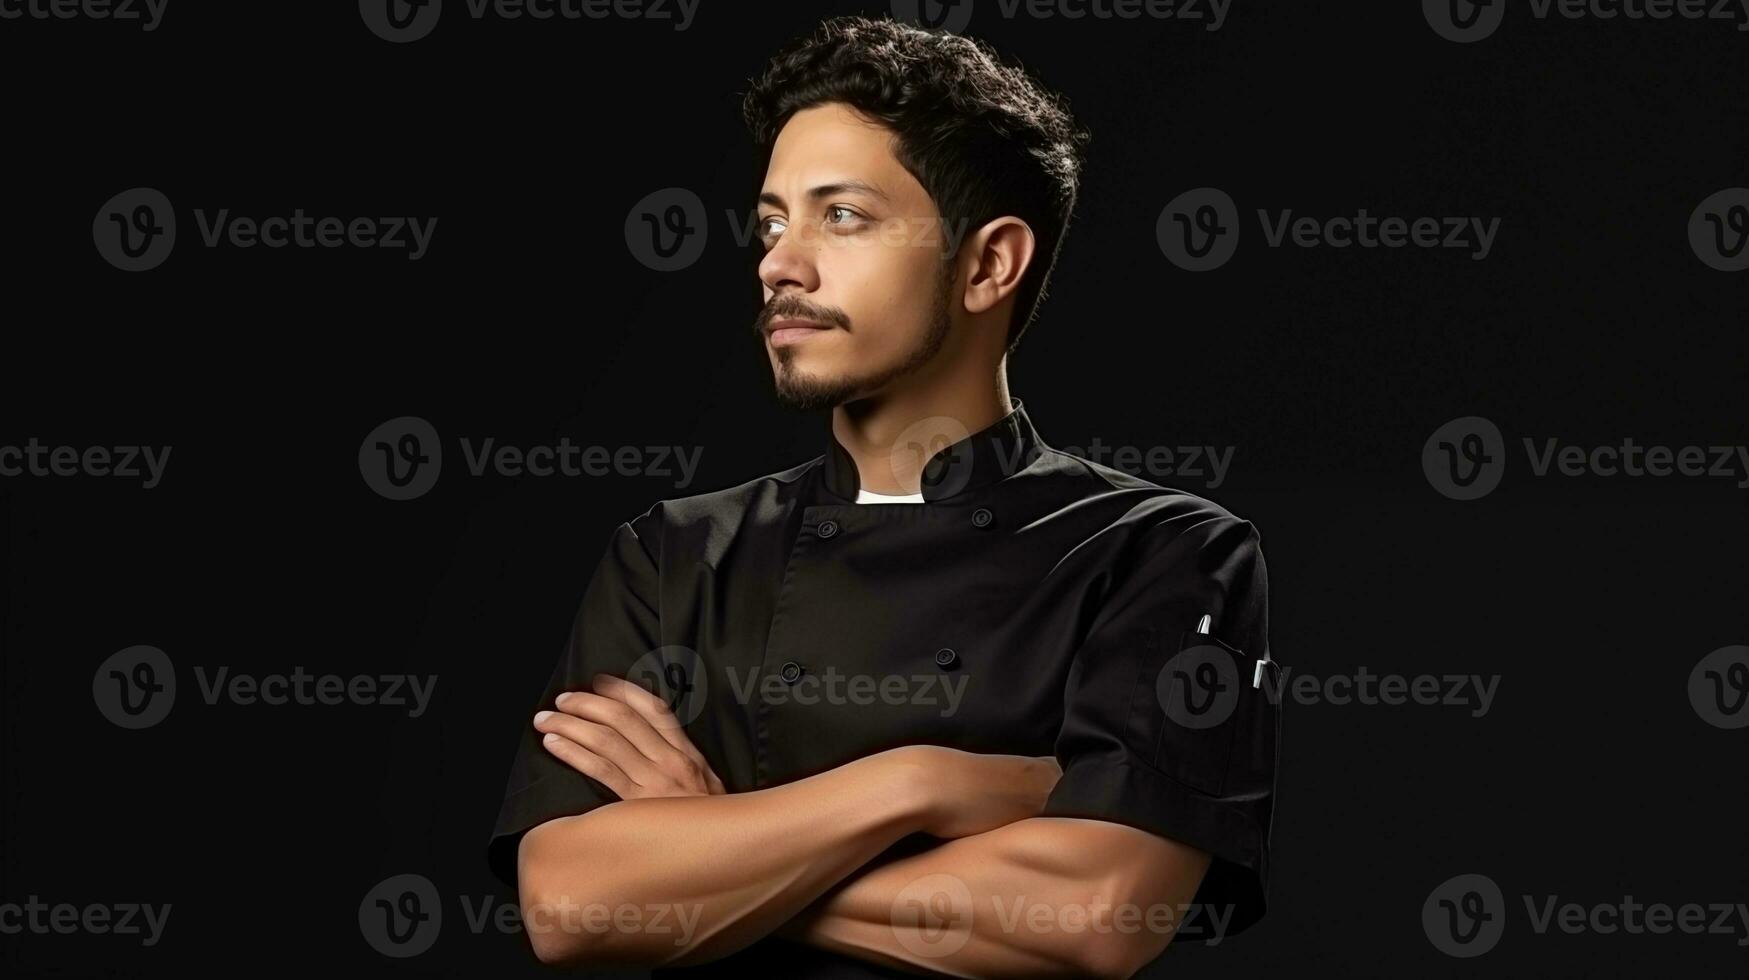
854, 488, 926, 504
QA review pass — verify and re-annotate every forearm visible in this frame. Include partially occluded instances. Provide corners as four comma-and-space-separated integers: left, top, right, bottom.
776, 818, 1201, 980
517, 747, 929, 968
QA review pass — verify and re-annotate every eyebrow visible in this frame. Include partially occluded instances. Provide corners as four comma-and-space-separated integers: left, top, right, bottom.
758, 179, 891, 209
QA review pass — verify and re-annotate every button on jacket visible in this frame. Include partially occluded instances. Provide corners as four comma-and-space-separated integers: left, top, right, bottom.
488, 399, 1281, 976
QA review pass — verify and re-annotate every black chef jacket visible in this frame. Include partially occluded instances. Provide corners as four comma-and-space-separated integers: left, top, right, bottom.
487, 398, 1281, 977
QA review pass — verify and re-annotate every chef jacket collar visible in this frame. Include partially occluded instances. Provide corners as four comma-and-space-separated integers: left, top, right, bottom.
818, 397, 1045, 503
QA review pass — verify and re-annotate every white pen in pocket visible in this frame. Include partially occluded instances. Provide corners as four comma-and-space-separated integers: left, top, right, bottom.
1197, 611, 1272, 689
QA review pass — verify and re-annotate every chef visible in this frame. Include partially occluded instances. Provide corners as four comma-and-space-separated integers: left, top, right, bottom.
488, 15, 1281, 977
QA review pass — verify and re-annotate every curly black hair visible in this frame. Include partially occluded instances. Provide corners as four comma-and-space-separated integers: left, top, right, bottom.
742, 15, 1090, 352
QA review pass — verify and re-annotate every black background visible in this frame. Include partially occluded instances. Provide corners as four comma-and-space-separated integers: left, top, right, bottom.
3, 0, 1746, 976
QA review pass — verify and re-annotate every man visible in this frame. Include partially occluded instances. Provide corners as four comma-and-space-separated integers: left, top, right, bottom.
488, 15, 1280, 977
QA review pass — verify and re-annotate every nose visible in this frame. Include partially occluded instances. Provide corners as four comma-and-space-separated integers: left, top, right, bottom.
758, 227, 820, 295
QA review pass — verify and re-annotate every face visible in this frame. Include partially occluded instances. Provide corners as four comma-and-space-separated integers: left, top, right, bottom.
753, 103, 957, 411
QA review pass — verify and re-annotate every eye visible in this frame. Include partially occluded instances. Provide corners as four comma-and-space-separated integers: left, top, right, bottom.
758, 214, 787, 245
825, 205, 862, 226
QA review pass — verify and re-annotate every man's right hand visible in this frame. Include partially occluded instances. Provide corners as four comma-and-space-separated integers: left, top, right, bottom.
533, 672, 727, 801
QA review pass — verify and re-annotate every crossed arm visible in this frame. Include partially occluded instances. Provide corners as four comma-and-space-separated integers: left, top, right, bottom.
515, 674, 1211, 978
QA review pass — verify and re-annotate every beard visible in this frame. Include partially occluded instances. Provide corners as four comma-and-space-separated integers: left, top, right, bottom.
769, 260, 954, 412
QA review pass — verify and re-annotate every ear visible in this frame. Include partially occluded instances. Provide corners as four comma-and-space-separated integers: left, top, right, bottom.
959, 217, 1036, 316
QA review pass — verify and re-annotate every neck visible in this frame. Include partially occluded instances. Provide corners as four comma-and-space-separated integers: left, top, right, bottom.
832, 360, 1012, 495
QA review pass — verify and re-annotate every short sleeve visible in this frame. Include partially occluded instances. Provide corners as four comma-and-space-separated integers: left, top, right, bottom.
1039, 512, 1280, 941
484, 511, 663, 888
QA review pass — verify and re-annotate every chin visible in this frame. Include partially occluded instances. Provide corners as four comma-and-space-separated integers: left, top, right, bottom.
772, 365, 868, 411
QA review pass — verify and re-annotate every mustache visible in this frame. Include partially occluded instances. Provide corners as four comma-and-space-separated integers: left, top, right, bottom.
753, 295, 851, 335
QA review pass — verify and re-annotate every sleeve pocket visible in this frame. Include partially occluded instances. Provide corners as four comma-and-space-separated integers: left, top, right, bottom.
1125, 627, 1263, 797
